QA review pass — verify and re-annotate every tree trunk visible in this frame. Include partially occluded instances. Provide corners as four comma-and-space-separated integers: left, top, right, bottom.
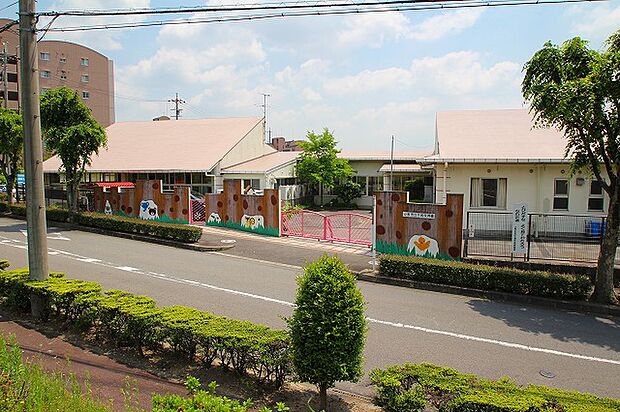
319, 383, 327, 412
67, 179, 78, 214
6, 177, 14, 205
592, 181, 619, 305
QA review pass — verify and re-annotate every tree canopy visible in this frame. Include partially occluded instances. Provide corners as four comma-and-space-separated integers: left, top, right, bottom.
0, 107, 23, 204
287, 256, 366, 411
41, 87, 106, 214
295, 129, 353, 195
522, 29, 620, 304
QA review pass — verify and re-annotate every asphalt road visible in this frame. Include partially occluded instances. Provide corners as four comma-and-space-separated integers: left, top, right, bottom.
0, 217, 619, 399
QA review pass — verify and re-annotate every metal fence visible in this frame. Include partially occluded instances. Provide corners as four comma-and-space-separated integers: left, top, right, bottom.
464, 211, 619, 264
282, 210, 372, 246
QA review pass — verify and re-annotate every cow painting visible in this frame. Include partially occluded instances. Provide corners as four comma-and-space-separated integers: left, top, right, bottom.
139, 199, 159, 220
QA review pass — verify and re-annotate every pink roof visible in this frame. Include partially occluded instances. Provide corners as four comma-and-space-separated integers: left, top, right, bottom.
43, 117, 262, 173
222, 151, 300, 174
339, 150, 432, 161
378, 163, 422, 172
433, 109, 569, 162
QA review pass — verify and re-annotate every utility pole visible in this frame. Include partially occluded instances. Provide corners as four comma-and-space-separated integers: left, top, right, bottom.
260, 92, 270, 143
390, 135, 394, 191
2, 42, 8, 108
168, 92, 185, 120
19, 0, 49, 285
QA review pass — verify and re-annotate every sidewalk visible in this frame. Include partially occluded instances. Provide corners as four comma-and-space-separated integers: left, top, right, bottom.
0, 312, 185, 411
198, 225, 375, 273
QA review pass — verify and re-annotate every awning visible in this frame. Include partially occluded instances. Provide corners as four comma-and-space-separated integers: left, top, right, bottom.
92, 182, 135, 188
378, 163, 422, 173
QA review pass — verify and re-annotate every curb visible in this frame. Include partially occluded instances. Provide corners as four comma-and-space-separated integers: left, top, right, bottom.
1, 214, 234, 252
355, 272, 620, 317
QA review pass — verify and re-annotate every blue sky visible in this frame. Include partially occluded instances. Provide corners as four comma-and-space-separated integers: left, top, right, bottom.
3, 0, 619, 151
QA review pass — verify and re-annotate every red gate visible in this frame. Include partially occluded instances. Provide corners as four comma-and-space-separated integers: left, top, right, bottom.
189, 199, 206, 224
282, 210, 371, 247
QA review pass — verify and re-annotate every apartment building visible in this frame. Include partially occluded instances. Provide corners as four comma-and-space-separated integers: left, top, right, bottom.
0, 18, 115, 127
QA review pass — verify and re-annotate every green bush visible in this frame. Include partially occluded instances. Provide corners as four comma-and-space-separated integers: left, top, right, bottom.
379, 255, 592, 300
0, 268, 291, 387
0, 202, 202, 243
76, 212, 202, 243
370, 363, 620, 412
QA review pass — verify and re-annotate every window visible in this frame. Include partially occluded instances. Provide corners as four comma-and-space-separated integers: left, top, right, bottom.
553, 179, 569, 210
82, 91, 90, 99
39, 52, 50, 61
243, 179, 260, 194
80, 58, 89, 66
80, 74, 89, 83
368, 176, 383, 194
40, 70, 50, 79
59, 57, 66, 64
352, 176, 368, 196
60, 70, 66, 80
470, 178, 507, 208
588, 180, 604, 211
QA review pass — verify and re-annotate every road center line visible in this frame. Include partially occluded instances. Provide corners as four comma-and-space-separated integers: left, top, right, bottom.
1, 234, 619, 367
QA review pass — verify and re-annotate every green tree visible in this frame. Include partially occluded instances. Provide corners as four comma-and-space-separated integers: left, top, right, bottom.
295, 129, 353, 206
0, 107, 23, 205
333, 179, 363, 205
287, 256, 366, 412
40, 87, 106, 214
522, 30, 620, 304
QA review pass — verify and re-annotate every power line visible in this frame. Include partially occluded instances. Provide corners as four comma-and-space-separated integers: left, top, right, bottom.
37, 0, 604, 32
0, 1, 18, 13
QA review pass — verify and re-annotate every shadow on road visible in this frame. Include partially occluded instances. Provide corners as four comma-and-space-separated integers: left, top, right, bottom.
467, 298, 620, 352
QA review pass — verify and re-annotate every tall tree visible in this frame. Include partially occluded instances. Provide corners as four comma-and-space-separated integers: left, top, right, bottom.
522, 30, 620, 304
287, 256, 366, 412
295, 129, 353, 206
40, 87, 106, 214
0, 107, 23, 205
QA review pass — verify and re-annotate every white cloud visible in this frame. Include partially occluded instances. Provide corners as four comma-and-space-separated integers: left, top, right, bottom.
409, 10, 483, 40
323, 68, 413, 95
571, 4, 620, 40
302, 87, 322, 102
410, 51, 521, 95
336, 9, 483, 48
337, 14, 412, 48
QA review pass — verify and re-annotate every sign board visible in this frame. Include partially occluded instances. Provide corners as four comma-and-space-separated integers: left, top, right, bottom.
403, 211, 436, 220
511, 203, 528, 255
17, 174, 25, 186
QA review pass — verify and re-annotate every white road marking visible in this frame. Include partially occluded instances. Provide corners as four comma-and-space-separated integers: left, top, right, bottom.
211, 251, 303, 271
1, 233, 619, 367
20, 229, 71, 241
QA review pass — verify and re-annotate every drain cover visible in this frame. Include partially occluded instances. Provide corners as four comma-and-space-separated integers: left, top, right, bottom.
539, 369, 556, 379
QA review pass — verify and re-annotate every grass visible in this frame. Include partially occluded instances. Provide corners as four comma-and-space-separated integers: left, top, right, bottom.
112, 211, 189, 225
207, 220, 280, 237
0, 334, 113, 412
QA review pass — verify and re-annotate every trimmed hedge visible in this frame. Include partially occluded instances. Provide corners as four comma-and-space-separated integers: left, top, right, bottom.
0, 267, 290, 387
370, 363, 620, 412
75, 212, 202, 243
0, 202, 202, 243
379, 255, 592, 300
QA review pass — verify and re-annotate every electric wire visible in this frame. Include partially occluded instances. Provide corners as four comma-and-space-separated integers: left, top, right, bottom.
37, 0, 604, 32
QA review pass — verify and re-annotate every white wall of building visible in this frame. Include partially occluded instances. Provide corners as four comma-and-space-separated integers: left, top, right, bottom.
434, 162, 608, 216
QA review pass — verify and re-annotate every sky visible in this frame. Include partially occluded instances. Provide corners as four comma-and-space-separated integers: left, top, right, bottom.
2, 0, 619, 152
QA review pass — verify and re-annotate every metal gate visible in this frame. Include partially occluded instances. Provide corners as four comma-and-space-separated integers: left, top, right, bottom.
189, 199, 206, 224
281, 210, 372, 247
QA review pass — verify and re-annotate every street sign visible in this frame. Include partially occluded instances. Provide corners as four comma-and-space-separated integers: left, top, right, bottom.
511, 203, 528, 255
16, 173, 25, 186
